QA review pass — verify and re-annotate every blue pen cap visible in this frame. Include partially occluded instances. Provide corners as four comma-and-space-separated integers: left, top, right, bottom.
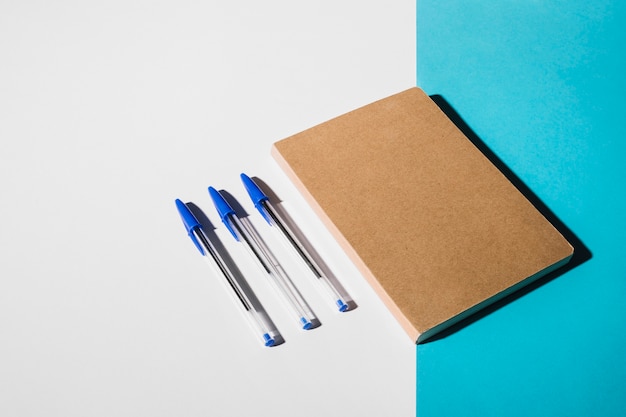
240, 173, 271, 224
208, 187, 238, 240
175, 199, 205, 255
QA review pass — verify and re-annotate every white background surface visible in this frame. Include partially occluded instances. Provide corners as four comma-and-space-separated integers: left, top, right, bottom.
0, 1, 416, 416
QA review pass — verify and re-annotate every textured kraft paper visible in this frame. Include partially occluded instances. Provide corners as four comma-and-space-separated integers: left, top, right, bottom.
271, 87, 574, 343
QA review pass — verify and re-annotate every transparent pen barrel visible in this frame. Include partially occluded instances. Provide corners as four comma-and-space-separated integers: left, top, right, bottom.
243, 308, 278, 347
261, 201, 349, 312
229, 215, 317, 329
194, 228, 277, 346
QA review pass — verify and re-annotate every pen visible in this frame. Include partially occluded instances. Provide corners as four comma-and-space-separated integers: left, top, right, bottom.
208, 187, 317, 330
240, 174, 350, 312
175, 199, 278, 347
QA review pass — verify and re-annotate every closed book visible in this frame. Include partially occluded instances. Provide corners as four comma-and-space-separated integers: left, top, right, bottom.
271, 87, 573, 343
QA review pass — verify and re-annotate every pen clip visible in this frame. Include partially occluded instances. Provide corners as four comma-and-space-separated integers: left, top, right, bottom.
240, 173, 271, 224
208, 187, 239, 241
175, 199, 205, 255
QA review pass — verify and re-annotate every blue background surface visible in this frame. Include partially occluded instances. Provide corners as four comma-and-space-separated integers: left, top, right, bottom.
417, 1, 626, 416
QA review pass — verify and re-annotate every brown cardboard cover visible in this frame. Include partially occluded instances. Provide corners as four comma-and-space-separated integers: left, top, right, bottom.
271, 87, 573, 343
